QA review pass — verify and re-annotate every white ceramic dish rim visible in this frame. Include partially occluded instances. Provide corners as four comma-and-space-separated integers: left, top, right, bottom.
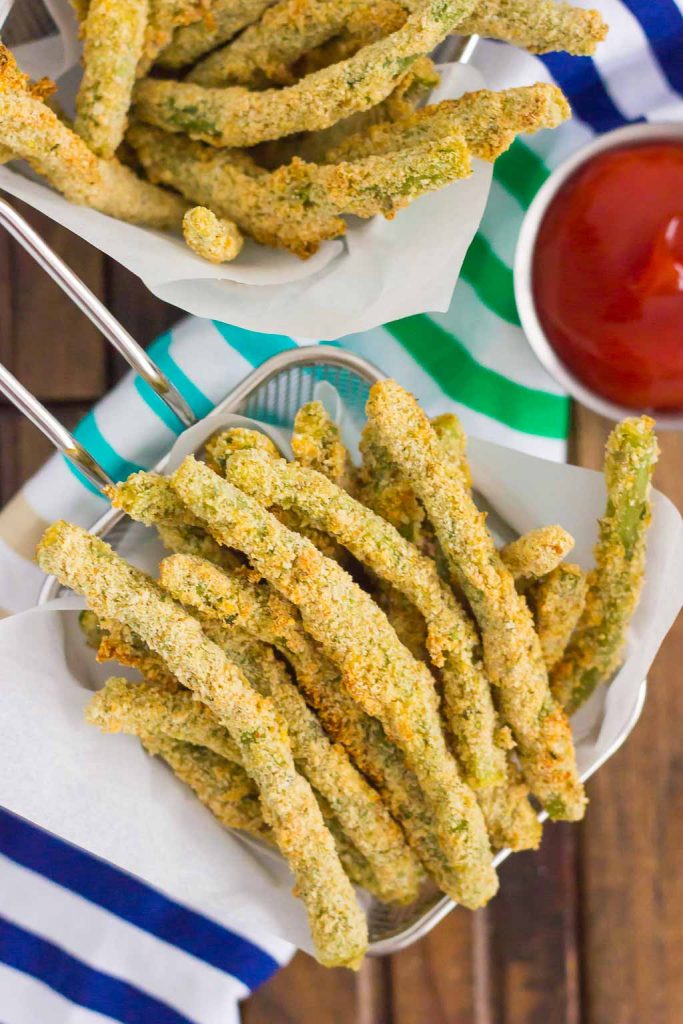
514, 121, 683, 429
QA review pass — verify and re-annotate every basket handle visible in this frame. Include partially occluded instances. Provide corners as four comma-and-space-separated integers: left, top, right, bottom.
0, 197, 197, 429
0, 359, 115, 492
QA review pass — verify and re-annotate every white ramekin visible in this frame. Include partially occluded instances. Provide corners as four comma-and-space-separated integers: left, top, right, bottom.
514, 122, 683, 429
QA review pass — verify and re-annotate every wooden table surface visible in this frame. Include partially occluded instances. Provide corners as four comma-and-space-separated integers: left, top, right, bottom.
1, 204, 681, 1024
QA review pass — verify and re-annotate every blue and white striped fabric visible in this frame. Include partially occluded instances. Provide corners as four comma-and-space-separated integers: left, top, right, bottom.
1, 1, 682, 1020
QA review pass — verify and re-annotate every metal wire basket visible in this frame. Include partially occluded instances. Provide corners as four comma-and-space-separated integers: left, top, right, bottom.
0, 195, 647, 957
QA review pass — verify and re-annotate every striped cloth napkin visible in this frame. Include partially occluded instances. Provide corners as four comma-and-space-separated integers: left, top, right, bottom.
1, 1, 681, 1020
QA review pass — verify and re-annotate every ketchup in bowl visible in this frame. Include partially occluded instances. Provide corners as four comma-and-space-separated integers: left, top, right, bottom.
532, 141, 683, 412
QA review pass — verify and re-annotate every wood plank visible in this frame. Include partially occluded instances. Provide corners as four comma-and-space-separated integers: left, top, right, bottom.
575, 409, 683, 1024
487, 826, 580, 1024
104, 261, 180, 384
389, 908, 480, 1024
3, 200, 107, 401
243, 951, 388, 1024
0, 404, 93, 502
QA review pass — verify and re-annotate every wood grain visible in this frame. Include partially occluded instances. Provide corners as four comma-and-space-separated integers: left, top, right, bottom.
104, 262, 179, 384
2, 200, 107, 402
390, 909, 483, 1024
487, 826, 580, 1024
243, 953, 386, 1024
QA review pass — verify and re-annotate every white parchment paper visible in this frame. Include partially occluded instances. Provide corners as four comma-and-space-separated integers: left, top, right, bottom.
0, 399, 681, 955
0, 0, 493, 338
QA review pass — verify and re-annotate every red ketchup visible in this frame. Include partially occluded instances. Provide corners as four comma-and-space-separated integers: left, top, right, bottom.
533, 141, 683, 411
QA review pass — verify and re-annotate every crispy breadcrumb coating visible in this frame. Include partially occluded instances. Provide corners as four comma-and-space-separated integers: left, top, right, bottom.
227, 449, 541, 851
170, 456, 498, 909
500, 525, 575, 582
182, 206, 244, 262
134, 0, 478, 147
36, 522, 367, 969
366, 380, 585, 822
0, 45, 186, 229
75, 0, 148, 158
531, 564, 588, 671
551, 417, 657, 712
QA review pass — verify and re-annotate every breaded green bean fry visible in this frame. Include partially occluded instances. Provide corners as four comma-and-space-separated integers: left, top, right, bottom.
159, 553, 460, 888
188, 0, 404, 88
205, 428, 346, 563
285, 1, 408, 80
432, 413, 471, 489
292, 401, 358, 494
86, 675, 244, 763
366, 380, 586, 821
227, 452, 499, 783
326, 83, 570, 164
279, 55, 438, 163
97, 619, 181, 689
318, 799, 383, 895
96, 622, 418, 905
170, 456, 497, 908
141, 732, 271, 840
36, 523, 367, 969
532, 564, 588, 671
134, 0, 478, 147
457, 0, 608, 56
106, 472, 242, 572
226, 449, 540, 851
551, 417, 658, 712
0, 46, 187, 229
128, 125, 343, 256
254, 56, 439, 167
202, 616, 422, 905
205, 428, 280, 475
183, 206, 244, 263
358, 424, 540, 851
89, 674, 385, 892
157, 0, 280, 68
500, 525, 575, 582
75, 0, 149, 158
292, 409, 427, 663
139, 0, 210, 76
359, 425, 426, 546
128, 122, 470, 257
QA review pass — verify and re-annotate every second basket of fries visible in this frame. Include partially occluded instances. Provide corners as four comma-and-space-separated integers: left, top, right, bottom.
0, 0, 607, 335
2, 359, 682, 967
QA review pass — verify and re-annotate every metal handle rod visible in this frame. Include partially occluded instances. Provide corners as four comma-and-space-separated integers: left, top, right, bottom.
0, 361, 113, 492
0, 198, 197, 428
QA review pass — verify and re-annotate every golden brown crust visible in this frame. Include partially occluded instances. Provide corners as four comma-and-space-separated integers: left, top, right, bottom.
36, 522, 368, 969
182, 206, 244, 262
501, 525, 575, 582
170, 456, 498, 909
75, 0, 148, 158
366, 380, 586, 822
326, 83, 571, 164
551, 417, 657, 711
0, 45, 187, 229
228, 448, 541, 851
458, 0, 608, 56
134, 0, 479, 148
531, 563, 588, 670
